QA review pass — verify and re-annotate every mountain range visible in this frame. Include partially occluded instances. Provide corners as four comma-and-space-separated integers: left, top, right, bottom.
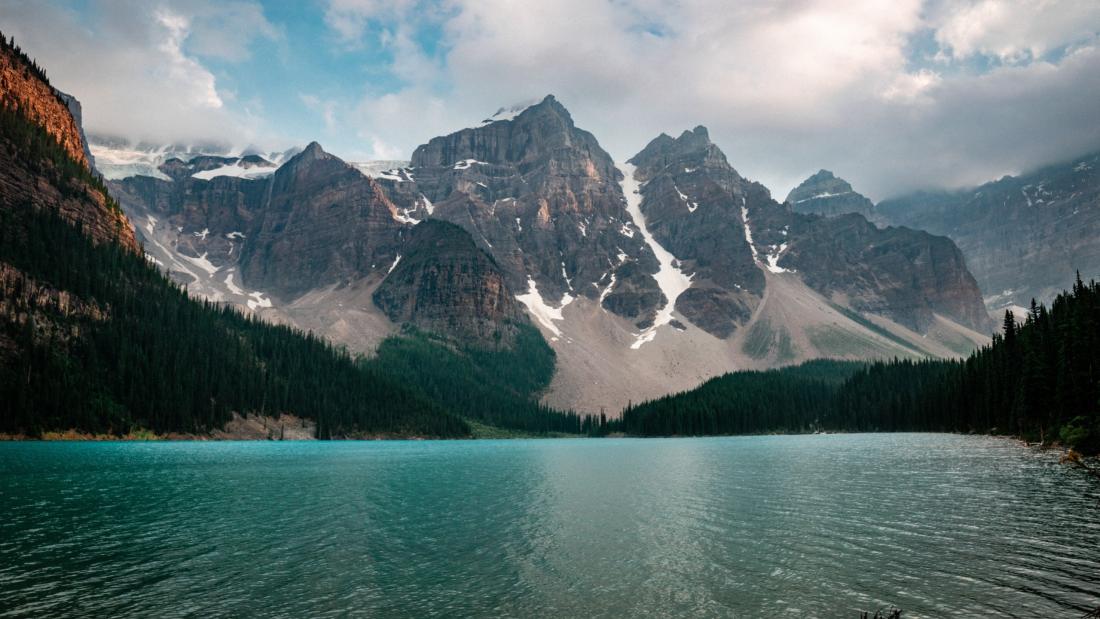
104, 96, 999, 413
3, 31, 1098, 432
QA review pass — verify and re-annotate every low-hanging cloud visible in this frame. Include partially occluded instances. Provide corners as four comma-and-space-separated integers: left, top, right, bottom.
3, 0, 1099, 200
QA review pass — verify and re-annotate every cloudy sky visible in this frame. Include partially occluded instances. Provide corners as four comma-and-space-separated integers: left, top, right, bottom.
4, 0, 1100, 199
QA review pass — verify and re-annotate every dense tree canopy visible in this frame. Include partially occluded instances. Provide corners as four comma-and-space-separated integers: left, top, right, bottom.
622, 277, 1100, 453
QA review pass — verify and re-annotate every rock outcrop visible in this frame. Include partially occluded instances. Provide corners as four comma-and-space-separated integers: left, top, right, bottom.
373, 220, 528, 347
0, 39, 88, 169
238, 143, 403, 298
628, 126, 763, 337
876, 151, 1100, 312
785, 170, 874, 218
0, 36, 136, 251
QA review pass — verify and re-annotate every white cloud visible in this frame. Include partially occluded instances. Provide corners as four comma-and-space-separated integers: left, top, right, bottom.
300, 93, 338, 131
324, 0, 418, 46
327, 0, 1100, 198
2, 0, 278, 148
6, 0, 1098, 199
930, 0, 1100, 62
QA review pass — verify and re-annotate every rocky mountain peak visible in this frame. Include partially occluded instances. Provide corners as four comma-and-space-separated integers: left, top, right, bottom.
629, 124, 736, 186
410, 95, 610, 171
785, 170, 873, 218
297, 141, 329, 162
273, 141, 345, 184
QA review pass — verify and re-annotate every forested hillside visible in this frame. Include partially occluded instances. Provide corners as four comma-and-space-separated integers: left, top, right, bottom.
620, 361, 864, 436
0, 58, 470, 438
624, 278, 1100, 453
0, 203, 469, 438
367, 326, 612, 435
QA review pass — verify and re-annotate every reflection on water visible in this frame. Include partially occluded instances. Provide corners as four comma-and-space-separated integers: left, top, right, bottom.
1, 435, 1098, 618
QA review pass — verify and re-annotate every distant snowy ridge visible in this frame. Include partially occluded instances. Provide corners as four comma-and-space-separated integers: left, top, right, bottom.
89, 138, 297, 181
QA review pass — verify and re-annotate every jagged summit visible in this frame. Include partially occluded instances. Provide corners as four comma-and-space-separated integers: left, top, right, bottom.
629, 124, 739, 189
411, 94, 599, 169
785, 170, 873, 218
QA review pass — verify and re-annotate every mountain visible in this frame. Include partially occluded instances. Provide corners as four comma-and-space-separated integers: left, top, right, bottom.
374, 95, 663, 334
89, 135, 298, 182
106, 96, 993, 414
627, 126, 990, 335
876, 152, 1100, 314
785, 170, 874, 218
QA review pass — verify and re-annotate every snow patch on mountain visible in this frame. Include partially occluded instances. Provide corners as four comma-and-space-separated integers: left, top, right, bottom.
192, 160, 278, 181
516, 277, 574, 337
480, 99, 541, 125
617, 163, 693, 349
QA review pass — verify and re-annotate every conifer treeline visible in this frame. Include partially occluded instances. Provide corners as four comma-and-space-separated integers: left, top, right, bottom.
0, 205, 469, 438
622, 278, 1100, 453
0, 90, 471, 438
366, 326, 613, 436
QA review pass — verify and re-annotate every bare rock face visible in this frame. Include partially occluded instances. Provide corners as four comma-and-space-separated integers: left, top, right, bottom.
628, 126, 992, 336
876, 152, 1100, 312
0, 40, 136, 251
781, 214, 993, 333
785, 170, 874, 218
238, 143, 404, 298
109, 142, 406, 303
627, 126, 765, 337
374, 95, 662, 326
0, 42, 88, 169
373, 220, 528, 347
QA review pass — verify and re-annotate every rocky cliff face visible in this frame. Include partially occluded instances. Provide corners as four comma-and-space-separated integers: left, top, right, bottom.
627, 126, 991, 336
628, 126, 763, 337
785, 170, 874, 218
0, 41, 88, 169
876, 151, 1100, 313
109, 142, 404, 305
0, 39, 136, 251
373, 220, 528, 347
237, 143, 403, 298
781, 213, 992, 332
374, 95, 662, 329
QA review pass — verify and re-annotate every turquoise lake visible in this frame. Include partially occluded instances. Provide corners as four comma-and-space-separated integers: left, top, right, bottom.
1, 434, 1098, 617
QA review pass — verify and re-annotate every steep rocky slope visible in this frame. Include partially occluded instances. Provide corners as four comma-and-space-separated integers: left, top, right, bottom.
0, 36, 135, 251
373, 220, 529, 347
877, 152, 1100, 313
627, 127, 991, 337
374, 95, 663, 332
0, 38, 88, 168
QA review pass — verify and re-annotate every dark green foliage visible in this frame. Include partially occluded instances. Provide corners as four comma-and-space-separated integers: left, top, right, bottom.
0, 205, 470, 438
621, 360, 866, 436
623, 277, 1100, 453
367, 325, 611, 435
833, 275, 1100, 449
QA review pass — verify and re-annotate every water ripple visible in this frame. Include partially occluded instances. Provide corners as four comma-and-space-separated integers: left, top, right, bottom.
0, 435, 1098, 617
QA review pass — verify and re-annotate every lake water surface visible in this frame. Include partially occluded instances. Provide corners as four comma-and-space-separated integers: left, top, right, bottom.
1, 434, 1098, 617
